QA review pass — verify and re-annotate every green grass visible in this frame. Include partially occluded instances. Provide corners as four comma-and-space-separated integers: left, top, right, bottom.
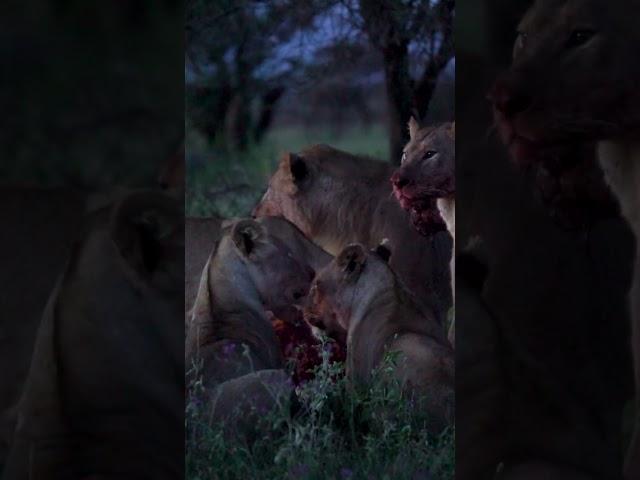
186, 124, 389, 218
186, 350, 454, 480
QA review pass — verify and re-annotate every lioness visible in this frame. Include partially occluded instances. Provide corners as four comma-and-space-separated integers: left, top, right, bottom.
185, 218, 316, 389
3, 191, 184, 479
489, 1, 640, 477
253, 145, 452, 326
0, 188, 88, 467
186, 215, 224, 316
392, 120, 456, 343
202, 369, 294, 442
185, 215, 331, 316
392, 120, 455, 240
455, 253, 507, 480
304, 242, 454, 433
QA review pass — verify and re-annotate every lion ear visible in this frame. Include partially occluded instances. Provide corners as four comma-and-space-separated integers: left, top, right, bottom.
337, 244, 366, 278
111, 191, 183, 288
279, 153, 308, 195
408, 116, 420, 140
373, 238, 392, 263
284, 153, 308, 183
231, 219, 266, 258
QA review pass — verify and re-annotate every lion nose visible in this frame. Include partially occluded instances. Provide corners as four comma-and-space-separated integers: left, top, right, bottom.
391, 172, 411, 189
292, 288, 307, 301
487, 80, 532, 117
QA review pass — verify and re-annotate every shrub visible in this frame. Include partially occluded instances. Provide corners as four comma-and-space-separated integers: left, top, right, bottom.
186, 347, 454, 480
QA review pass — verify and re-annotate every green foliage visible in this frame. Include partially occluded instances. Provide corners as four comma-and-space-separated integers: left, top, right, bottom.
186, 123, 390, 218
186, 348, 454, 480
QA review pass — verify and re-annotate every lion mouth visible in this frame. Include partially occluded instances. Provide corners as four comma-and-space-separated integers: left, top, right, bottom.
394, 189, 420, 210
493, 110, 568, 167
270, 307, 346, 384
395, 196, 447, 237
392, 189, 446, 230
394, 186, 438, 209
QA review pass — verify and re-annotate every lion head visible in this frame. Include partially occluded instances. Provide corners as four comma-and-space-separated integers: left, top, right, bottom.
488, 0, 640, 166
391, 120, 453, 235
303, 241, 394, 348
215, 219, 316, 314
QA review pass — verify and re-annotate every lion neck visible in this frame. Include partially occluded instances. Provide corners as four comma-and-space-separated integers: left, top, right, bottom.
345, 266, 436, 381
437, 196, 455, 240
305, 177, 390, 254
187, 242, 281, 369
598, 140, 640, 236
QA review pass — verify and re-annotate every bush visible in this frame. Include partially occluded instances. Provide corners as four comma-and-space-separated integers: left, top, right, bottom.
186, 348, 454, 480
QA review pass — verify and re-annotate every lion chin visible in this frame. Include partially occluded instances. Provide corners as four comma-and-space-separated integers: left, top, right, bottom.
392, 187, 446, 236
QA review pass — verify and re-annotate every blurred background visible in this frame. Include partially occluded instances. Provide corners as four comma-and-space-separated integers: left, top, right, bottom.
186, 0, 454, 217
1, 0, 183, 189
456, 2, 635, 477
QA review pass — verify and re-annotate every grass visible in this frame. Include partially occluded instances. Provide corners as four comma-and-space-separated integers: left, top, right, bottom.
186, 348, 454, 480
186, 124, 389, 218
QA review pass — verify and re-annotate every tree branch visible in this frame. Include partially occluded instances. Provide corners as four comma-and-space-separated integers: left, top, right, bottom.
412, 0, 454, 120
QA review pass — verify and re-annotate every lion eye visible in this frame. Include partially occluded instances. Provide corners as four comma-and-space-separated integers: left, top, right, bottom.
567, 29, 596, 48
424, 151, 437, 160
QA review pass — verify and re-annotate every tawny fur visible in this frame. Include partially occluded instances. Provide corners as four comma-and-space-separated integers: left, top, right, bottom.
185, 216, 331, 318
487, 1, 640, 477
3, 192, 184, 479
0, 189, 88, 465
254, 145, 453, 326
599, 141, 640, 477
393, 121, 456, 343
185, 219, 316, 389
305, 244, 454, 433
439, 197, 455, 344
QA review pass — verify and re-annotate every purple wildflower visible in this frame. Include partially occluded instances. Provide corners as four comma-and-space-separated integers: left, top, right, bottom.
340, 467, 354, 478
222, 342, 236, 357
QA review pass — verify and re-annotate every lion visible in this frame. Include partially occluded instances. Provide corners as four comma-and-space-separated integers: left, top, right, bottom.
185, 218, 317, 390
199, 369, 295, 444
185, 215, 331, 316
392, 120, 455, 240
3, 190, 184, 479
303, 241, 454, 433
454, 251, 508, 480
0, 186, 182, 472
488, 2, 640, 477
0, 188, 89, 467
186, 215, 224, 316
253, 145, 452, 326
392, 120, 456, 343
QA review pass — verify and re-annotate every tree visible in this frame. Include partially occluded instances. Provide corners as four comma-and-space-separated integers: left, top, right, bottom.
186, 0, 454, 162
359, 0, 454, 163
186, 0, 318, 150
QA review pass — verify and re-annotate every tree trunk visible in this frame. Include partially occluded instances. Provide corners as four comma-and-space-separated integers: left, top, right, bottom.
414, 68, 442, 122
254, 86, 285, 143
226, 41, 251, 151
413, 0, 455, 120
382, 41, 412, 165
